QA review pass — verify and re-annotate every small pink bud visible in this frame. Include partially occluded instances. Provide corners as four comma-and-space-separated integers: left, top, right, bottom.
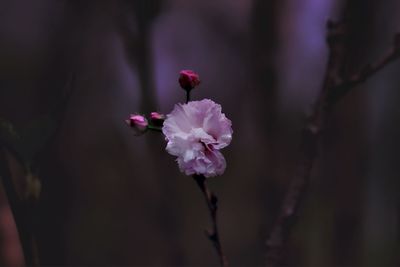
150, 112, 166, 127
126, 114, 148, 135
179, 70, 200, 90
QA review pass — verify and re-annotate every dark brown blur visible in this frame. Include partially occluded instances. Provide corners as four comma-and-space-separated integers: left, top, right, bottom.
0, 0, 400, 266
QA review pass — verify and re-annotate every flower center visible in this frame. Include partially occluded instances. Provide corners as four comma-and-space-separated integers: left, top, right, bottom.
200, 141, 214, 153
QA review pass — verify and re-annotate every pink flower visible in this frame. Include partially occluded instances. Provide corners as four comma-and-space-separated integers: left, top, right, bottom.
179, 70, 201, 90
150, 112, 166, 127
162, 99, 232, 177
126, 114, 148, 135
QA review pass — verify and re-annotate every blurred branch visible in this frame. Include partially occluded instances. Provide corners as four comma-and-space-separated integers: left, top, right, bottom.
0, 149, 39, 266
117, 0, 162, 113
265, 19, 400, 265
0, 73, 75, 171
120, 2, 188, 263
0, 74, 75, 267
32, 72, 76, 170
328, 33, 400, 104
193, 175, 228, 267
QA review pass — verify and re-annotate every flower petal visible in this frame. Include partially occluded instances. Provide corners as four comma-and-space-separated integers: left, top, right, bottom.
162, 99, 232, 177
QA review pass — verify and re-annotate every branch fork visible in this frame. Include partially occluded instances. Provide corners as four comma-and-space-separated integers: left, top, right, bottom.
265, 19, 400, 266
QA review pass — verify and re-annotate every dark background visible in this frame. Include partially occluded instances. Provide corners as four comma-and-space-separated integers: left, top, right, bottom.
0, 0, 400, 265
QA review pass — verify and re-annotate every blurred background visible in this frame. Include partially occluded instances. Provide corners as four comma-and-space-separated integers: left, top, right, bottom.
0, 0, 399, 265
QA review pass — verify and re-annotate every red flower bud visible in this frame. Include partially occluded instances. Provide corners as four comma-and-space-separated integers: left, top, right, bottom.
179, 70, 200, 90
126, 114, 148, 135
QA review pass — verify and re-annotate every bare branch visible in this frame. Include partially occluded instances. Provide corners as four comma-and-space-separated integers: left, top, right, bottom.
193, 175, 228, 267
265, 21, 400, 266
328, 33, 400, 104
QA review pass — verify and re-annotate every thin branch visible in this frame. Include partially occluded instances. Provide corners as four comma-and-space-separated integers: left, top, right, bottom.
328, 33, 400, 105
193, 175, 228, 267
265, 21, 347, 265
265, 20, 400, 266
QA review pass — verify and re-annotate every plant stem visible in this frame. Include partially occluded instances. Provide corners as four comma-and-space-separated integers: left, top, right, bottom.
186, 89, 191, 103
147, 125, 162, 132
193, 174, 228, 267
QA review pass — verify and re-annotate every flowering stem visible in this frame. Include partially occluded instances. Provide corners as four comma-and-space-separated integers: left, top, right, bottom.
193, 174, 228, 267
147, 125, 162, 132
186, 89, 191, 103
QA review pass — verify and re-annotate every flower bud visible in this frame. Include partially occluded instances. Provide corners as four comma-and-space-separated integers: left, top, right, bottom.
126, 114, 148, 135
179, 70, 200, 90
150, 112, 166, 127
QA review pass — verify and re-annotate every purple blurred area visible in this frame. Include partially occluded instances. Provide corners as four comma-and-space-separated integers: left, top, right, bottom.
0, 0, 400, 265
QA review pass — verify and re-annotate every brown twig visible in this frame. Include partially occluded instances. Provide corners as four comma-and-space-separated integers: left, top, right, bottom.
328, 33, 400, 105
265, 19, 400, 266
193, 174, 228, 267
